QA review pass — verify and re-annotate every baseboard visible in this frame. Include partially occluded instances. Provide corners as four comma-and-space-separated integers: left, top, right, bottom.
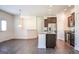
0, 37, 38, 43
10, 37, 38, 40
0, 38, 12, 43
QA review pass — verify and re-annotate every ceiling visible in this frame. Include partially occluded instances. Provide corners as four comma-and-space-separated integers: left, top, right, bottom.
0, 5, 74, 16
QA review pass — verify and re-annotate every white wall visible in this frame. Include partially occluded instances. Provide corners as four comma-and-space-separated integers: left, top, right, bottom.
36, 16, 44, 33
56, 12, 65, 40
75, 5, 79, 51
0, 10, 15, 42
14, 16, 38, 39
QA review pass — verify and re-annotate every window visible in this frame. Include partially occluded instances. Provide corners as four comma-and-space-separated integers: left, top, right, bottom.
0, 20, 7, 31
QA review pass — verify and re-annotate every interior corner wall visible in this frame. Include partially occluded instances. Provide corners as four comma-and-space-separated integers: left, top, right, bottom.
0, 10, 15, 42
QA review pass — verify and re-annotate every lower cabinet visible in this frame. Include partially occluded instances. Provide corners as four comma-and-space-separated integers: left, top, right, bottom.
38, 34, 57, 48
65, 32, 74, 47
70, 34, 74, 47
46, 34, 56, 48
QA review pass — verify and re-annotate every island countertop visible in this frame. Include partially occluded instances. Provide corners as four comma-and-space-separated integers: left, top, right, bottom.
38, 31, 56, 34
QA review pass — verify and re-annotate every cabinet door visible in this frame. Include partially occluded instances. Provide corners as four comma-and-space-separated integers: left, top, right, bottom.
46, 34, 56, 48
70, 34, 74, 47
44, 19, 48, 27
68, 13, 75, 27
72, 13, 75, 26
68, 16, 72, 27
47, 17, 57, 23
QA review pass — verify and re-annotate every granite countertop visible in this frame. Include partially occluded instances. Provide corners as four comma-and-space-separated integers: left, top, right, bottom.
65, 30, 75, 34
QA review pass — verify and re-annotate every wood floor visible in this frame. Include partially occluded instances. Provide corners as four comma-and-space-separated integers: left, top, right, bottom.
0, 39, 79, 54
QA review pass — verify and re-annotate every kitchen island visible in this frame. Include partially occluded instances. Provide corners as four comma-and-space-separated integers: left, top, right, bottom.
38, 32, 57, 48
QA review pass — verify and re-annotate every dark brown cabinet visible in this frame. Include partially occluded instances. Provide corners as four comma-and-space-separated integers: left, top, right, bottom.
46, 34, 56, 48
72, 13, 75, 26
47, 17, 57, 23
70, 33, 74, 47
68, 13, 75, 27
65, 32, 74, 47
44, 17, 57, 27
44, 19, 48, 27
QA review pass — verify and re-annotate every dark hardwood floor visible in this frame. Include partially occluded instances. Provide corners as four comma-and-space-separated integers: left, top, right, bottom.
0, 39, 79, 54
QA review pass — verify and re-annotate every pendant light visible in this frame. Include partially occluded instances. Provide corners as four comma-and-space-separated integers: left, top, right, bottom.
18, 9, 24, 30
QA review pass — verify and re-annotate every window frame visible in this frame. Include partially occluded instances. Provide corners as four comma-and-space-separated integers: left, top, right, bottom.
0, 16, 7, 32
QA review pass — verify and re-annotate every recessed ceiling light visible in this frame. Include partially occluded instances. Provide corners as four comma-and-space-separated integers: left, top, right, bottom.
18, 24, 22, 28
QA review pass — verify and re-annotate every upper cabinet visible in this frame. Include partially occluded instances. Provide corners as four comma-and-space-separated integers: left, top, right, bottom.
44, 17, 57, 27
72, 13, 75, 26
44, 19, 48, 27
68, 12, 75, 27
47, 17, 57, 23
